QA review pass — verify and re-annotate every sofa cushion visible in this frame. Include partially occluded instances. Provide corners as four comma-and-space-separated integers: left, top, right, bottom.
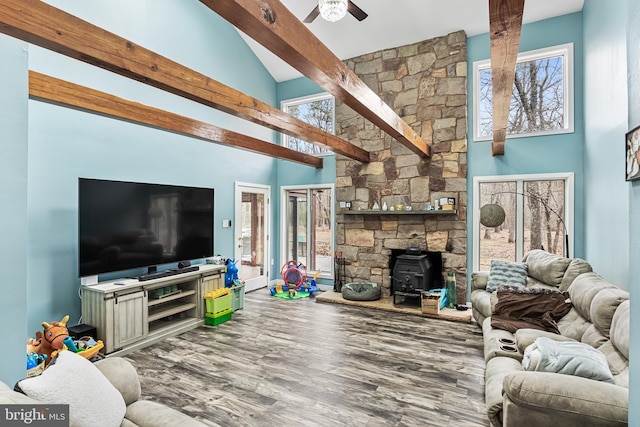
485, 356, 523, 427
94, 356, 142, 406
610, 300, 630, 360
503, 372, 628, 425
557, 307, 592, 340
514, 328, 576, 353
522, 337, 614, 382
590, 287, 629, 338
126, 400, 207, 427
559, 258, 593, 291
17, 351, 126, 427
486, 260, 528, 292
522, 249, 571, 287
568, 273, 616, 322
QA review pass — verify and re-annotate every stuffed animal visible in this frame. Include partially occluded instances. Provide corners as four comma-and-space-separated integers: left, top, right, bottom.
26, 335, 43, 355
38, 315, 70, 366
225, 259, 239, 287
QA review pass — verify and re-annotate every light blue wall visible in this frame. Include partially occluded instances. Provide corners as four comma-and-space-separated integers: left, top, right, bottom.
0, 34, 29, 385
466, 13, 585, 280
583, 0, 629, 287
0, 0, 290, 384
625, 0, 640, 422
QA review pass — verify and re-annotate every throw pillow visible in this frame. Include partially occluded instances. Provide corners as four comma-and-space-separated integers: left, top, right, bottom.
522, 336, 614, 382
486, 259, 528, 292
17, 351, 126, 427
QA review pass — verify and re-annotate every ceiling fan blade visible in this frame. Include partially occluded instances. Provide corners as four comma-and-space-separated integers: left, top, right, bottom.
303, 5, 320, 23
347, 1, 368, 21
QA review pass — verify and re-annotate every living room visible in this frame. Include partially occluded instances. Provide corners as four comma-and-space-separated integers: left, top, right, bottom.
0, 0, 638, 425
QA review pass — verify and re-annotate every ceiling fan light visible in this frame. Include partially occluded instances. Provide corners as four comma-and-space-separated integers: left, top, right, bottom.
319, 0, 348, 22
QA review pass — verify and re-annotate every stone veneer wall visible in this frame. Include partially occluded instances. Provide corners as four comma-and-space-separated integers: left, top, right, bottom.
335, 30, 468, 303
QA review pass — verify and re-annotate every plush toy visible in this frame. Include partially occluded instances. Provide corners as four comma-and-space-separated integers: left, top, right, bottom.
225, 259, 239, 287
26, 335, 43, 355
38, 315, 70, 366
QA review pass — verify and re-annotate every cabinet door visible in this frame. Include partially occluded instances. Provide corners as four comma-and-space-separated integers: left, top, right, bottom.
113, 290, 148, 350
202, 273, 223, 294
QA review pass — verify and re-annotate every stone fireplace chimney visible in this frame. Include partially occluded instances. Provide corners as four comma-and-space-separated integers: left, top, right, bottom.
335, 31, 467, 304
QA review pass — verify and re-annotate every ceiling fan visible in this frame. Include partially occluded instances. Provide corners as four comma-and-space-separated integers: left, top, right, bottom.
303, 0, 368, 23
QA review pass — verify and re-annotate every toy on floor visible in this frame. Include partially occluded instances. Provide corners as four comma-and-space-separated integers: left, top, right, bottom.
28, 315, 105, 371
225, 258, 239, 287
269, 261, 319, 299
38, 315, 70, 366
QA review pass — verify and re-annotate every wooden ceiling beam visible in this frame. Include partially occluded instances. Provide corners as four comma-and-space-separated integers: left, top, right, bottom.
489, 0, 525, 156
29, 71, 323, 168
0, 0, 368, 163
200, 0, 431, 158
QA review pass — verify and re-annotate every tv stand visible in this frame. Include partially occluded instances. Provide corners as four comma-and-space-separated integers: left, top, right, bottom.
82, 264, 224, 355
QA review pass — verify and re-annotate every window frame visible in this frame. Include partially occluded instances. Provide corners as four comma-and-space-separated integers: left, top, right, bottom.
280, 184, 335, 279
280, 92, 336, 156
472, 172, 574, 272
472, 43, 574, 142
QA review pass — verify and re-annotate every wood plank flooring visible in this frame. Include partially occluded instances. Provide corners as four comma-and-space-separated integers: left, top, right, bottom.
123, 290, 489, 427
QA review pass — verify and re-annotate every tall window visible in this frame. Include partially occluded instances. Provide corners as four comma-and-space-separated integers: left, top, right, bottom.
473, 43, 574, 141
473, 173, 574, 271
281, 93, 335, 155
281, 185, 334, 277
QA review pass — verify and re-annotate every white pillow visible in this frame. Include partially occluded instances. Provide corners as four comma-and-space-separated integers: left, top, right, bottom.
18, 351, 126, 427
522, 337, 614, 382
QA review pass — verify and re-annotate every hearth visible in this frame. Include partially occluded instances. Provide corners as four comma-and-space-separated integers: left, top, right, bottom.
390, 248, 442, 305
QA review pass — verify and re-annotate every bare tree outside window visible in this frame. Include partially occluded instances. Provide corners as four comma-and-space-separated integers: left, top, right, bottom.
282, 94, 334, 155
478, 178, 568, 271
475, 44, 573, 140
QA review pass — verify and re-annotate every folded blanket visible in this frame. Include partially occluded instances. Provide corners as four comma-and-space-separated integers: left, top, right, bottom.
491, 286, 572, 333
522, 337, 614, 382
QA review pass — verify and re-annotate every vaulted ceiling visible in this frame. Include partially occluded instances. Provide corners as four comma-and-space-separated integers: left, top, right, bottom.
240, 0, 584, 83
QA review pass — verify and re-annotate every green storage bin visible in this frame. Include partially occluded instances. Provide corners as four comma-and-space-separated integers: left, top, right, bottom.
205, 293, 231, 315
205, 308, 232, 326
231, 284, 245, 311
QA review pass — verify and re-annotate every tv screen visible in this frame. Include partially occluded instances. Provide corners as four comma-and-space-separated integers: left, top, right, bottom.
79, 178, 214, 277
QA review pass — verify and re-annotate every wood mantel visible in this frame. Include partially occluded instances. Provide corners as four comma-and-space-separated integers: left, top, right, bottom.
200, 0, 431, 158
0, 0, 369, 163
489, 0, 525, 156
29, 72, 323, 168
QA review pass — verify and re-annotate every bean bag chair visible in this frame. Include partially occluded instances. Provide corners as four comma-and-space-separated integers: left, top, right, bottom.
341, 282, 381, 301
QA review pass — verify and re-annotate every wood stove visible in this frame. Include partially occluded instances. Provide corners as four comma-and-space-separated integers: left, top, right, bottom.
391, 248, 439, 305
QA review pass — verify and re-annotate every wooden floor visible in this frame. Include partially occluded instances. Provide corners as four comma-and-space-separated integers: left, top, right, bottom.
124, 290, 489, 427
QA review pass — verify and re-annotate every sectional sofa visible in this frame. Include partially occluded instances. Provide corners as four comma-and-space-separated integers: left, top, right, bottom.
471, 250, 629, 426
0, 352, 205, 427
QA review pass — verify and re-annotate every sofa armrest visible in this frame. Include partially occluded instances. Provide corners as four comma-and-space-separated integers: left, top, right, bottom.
94, 357, 141, 406
502, 371, 628, 427
471, 271, 489, 291
514, 328, 576, 353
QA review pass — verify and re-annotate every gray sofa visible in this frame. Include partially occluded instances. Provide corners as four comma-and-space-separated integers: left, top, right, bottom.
471, 250, 629, 426
0, 356, 206, 427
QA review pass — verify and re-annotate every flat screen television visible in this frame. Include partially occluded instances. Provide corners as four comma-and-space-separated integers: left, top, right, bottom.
79, 178, 214, 277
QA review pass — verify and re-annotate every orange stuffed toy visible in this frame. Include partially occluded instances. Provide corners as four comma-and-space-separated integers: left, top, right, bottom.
38, 315, 70, 366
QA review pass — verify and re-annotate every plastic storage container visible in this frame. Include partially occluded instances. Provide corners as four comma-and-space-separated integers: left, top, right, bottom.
205, 293, 231, 315
205, 308, 233, 326
231, 284, 245, 311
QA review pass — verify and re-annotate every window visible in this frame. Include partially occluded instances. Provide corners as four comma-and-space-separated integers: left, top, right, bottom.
281, 93, 335, 155
472, 173, 574, 271
473, 43, 574, 141
281, 185, 334, 277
